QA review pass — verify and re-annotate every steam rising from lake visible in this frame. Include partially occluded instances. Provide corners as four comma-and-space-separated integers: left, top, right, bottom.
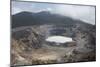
46, 36, 73, 43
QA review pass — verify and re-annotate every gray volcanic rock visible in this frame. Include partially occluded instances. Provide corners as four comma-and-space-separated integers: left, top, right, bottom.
12, 27, 44, 49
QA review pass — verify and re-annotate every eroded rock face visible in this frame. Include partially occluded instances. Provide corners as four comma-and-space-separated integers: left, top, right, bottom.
12, 27, 44, 49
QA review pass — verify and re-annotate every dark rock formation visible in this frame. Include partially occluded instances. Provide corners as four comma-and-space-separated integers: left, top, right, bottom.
12, 28, 44, 49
